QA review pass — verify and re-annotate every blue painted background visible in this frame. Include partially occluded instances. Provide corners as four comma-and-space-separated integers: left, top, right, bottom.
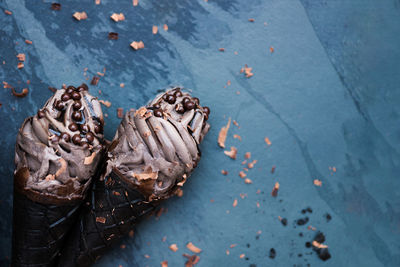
1, 0, 400, 266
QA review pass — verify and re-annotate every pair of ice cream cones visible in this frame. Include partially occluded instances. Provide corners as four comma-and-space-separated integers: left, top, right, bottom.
12, 84, 210, 267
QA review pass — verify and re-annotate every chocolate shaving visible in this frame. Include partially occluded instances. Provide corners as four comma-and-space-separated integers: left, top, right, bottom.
4, 10, 12, 15
183, 254, 200, 267
11, 88, 28, 98
91, 76, 100, 85
224, 146, 237, 159
51, 3, 61, 10
169, 244, 178, 252
25, 40, 32, 44
117, 107, 124, 118
96, 217, 106, 223
108, 32, 119, 40
110, 13, 125, 22
130, 41, 144, 50
186, 242, 202, 253
314, 179, 322, 186
73, 12, 87, 21
218, 118, 231, 148
152, 25, 158, 34
271, 182, 279, 197
16, 53, 25, 61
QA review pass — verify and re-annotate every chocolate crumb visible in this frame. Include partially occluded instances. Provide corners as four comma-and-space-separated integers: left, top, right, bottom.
51, 3, 61, 10
281, 218, 287, 226
318, 248, 331, 261
108, 32, 119, 40
269, 248, 276, 259
296, 217, 309, 226
91, 76, 100, 85
314, 232, 325, 244
305, 242, 311, 248
325, 213, 332, 222
117, 107, 124, 118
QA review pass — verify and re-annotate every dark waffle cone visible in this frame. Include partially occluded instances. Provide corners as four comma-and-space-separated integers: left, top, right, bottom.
58, 169, 156, 267
12, 168, 88, 267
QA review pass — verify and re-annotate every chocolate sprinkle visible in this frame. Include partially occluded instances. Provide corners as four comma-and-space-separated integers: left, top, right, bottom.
296, 217, 309, 226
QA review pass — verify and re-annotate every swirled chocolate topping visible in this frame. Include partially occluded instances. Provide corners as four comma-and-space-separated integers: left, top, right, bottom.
14, 84, 105, 196
104, 87, 210, 198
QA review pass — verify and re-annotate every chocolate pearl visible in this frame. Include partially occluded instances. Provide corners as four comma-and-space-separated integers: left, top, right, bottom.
154, 109, 163, 117
192, 97, 200, 105
166, 94, 176, 104
61, 93, 71, 102
81, 142, 89, 149
184, 100, 195, 110
68, 123, 79, 132
72, 111, 82, 121
77, 83, 88, 91
72, 134, 81, 145
175, 104, 185, 114
162, 94, 168, 101
174, 90, 183, 97
94, 124, 103, 134
203, 106, 210, 115
71, 91, 81, 100
55, 101, 65, 111
80, 124, 90, 133
182, 97, 190, 104
153, 103, 161, 109
66, 86, 75, 94
73, 101, 82, 110
60, 132, 70, 142
86, 132, 95, 143
37, 110, 45, 118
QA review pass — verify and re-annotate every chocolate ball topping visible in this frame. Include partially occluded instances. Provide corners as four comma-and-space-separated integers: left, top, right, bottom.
192, 97, 200, 105
66, 87, 74, 94
72, 134, 81, 145
175, 104, 185, 114
60, 132, 70, 142
72, 111, 82, 121
68, 123, 79, 132
166, 94, 176, 104
37, 110, 45, 118
182, 97, 190, 104
203, 106, 210, 115
80, 124, 90, 133
153, 103, 161, 109
77, 83, 88, 91
73, 101, 82, 110
184, 100, 195, 110
71, 91, 81, 100
174, 90, 183, 97
61, 93, 71, 102
154, 109, 163, 117
55, 101, 65, 111
94, 124, 102, 134
86, 132, 94, 143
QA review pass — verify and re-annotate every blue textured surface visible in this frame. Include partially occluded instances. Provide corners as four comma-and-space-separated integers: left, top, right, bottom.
1, 0, 400, 266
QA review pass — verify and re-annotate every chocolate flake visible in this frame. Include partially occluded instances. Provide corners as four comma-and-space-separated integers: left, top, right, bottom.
91, 76, 100, 85
4, 10, 12, 15
73, 11, 88, 21
51, 3, 61, 10
108, 32, 119, 40
269, 248, 276, 259
130, 41, 145, 50
12, 88, 29, 98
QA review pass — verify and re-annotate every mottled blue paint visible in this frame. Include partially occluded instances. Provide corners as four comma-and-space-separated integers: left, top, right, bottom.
0, 0, 399, 266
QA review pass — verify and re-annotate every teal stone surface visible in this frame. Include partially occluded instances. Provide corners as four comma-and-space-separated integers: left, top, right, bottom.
0, 0, 400, 266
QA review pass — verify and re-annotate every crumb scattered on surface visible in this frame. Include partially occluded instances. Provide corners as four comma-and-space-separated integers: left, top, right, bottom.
169, 244, 178, 252
186, 242, 202, 254
218, 118, 231, 148
244, 178, 252, 184
108, 32, 119, 40
163, 24, 168, 31
221, 170, 228, 175
314, 179, 322, 186
264, 137, 271, 146
130, 41, 145, 50
161, 260, 168, 267
224, 146, 237, 159
111, 13, 125, 22
73, 11, 87, 21
271, 182, 279, 197
153, 25, 158, 34
16, 54, 25, 61
99, 100, 111, 107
